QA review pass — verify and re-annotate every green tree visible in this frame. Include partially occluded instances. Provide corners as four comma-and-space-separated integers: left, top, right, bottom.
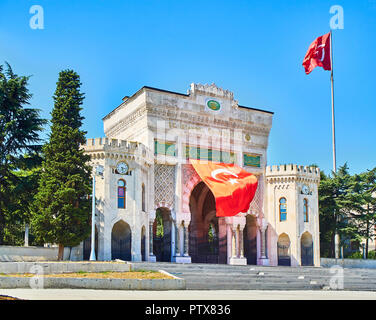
32, 70, 91, 260
5, 153, 44, 245
0, 63, 46, 244
318, 164, 359, 257
349, 169, 376, 258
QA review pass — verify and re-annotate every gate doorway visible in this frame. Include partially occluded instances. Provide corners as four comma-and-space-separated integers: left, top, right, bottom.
111, 220, 132, 261
277, 233, 291, 266
301, 232, 314, 266
153, 207, 172, 262
189, 182, 227, 264
244, 215, 257, 265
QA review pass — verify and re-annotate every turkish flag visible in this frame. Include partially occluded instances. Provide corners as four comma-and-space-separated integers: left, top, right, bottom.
190, 160, 258, 217
302, 32, 332, 74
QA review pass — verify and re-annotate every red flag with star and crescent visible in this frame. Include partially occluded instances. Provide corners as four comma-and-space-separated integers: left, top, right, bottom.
302, 32, 332, 74
190, 160, 258, 217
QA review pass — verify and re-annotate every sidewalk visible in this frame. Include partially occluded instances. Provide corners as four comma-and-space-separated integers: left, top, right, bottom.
1, 289, 376, 300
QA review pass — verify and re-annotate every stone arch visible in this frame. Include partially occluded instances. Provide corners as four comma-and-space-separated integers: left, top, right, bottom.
153, 207, 172, 262
188, 181, 227, 264
277, 233, 291, 266
301, 231, 313, 266
111, 219, 132, 261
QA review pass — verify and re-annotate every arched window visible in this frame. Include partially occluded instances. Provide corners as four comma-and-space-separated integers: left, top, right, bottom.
118, 179, 126, 209
279, 197, 287, 221
142, 184, 146, 212
303, 199, 308, 222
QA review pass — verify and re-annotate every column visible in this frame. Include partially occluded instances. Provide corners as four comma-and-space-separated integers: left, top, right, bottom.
148, 220, 156, 262
258, 222, 269, 266
239, 228, 244, 258
184, 223, 189, 256
231, 228, 236, 258
171, 219, 176, 261
227, 224, 232, 264
229, 224, 247, 265
235, 227, 240, 258
260, 228, 267, 258
175, 223, 180, 256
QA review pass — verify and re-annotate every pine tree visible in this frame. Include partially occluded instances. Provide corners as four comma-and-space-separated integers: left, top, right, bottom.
0, 63, 46, 244
32, 70, 91, 260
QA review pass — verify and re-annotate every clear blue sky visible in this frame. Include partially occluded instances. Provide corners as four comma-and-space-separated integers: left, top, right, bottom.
0, 0, 375, 175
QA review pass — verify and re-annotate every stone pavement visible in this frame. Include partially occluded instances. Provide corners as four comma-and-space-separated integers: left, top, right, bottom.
1, 288, 376, 300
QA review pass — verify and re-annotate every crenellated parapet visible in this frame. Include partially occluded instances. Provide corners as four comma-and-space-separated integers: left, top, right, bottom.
82, 137, 153, 165
265, 164, 320, 184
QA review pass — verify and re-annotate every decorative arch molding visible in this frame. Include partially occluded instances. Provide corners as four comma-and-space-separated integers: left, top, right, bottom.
181, 164, 202, 214
154, 202, 174, 211
248, 176, 263, 217
111, 216, 132, 231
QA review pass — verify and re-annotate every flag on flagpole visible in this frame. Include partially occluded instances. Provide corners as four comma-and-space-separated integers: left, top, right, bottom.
302, 32, 332, 74
190, 160, 258, 217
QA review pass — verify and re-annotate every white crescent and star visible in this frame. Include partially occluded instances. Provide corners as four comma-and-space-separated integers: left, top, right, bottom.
211, 168, 239, 185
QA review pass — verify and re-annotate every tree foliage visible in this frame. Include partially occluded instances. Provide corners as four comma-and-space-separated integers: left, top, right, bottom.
0, 63, 46, 244
32, 70, 91, 258
319, 164, 376, 258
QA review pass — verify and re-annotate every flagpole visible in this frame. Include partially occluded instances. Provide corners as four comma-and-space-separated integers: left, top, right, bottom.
330, 30, 340, 259
330, 30, 336, 174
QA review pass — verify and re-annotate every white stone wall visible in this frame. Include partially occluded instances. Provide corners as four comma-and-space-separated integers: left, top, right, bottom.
265, 165, 320, 267
83, 83, 321, 267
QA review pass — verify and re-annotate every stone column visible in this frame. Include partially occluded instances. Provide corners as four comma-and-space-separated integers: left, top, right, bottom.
235, 227, 240, 258
229, 223, 247, 265
258, 218, 269, 266
148, 220, 156, 262
227, 224, 232, 264
232, 228, 236, 258
239, 228, 244, 258
260, 228, 267, 258
184, 223, 189, 256
175, 223, 180, 256
171, 219, 176, 262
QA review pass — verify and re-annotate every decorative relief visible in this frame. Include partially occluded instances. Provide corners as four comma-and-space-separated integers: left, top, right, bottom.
248, 176, 263, 216
181, 164, 201, 213
154, 164, 175, 210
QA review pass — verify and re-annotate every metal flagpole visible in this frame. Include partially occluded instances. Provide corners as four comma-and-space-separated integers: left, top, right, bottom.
330, 30, 337, 173
330, 30, 340, 259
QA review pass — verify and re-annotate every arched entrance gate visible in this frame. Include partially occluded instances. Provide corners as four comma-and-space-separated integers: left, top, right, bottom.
153, 207, 172, 262
188, 182, 227, 264
111, 220, 132, 261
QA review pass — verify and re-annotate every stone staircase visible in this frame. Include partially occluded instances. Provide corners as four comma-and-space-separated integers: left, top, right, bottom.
132, 262, 376, 291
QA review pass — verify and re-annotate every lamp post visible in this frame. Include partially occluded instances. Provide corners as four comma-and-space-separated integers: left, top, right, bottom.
90, 165, 104, 261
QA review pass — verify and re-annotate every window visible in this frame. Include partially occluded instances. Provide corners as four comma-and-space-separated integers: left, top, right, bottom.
303, 199, 308, 222
279, 198, 287, 221
118, 179, 126, 209
142, 184, 146, 212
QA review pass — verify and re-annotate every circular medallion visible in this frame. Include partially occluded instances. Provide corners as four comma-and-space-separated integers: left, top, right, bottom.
245, 133, 251, 142
207, 100, 221, 111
